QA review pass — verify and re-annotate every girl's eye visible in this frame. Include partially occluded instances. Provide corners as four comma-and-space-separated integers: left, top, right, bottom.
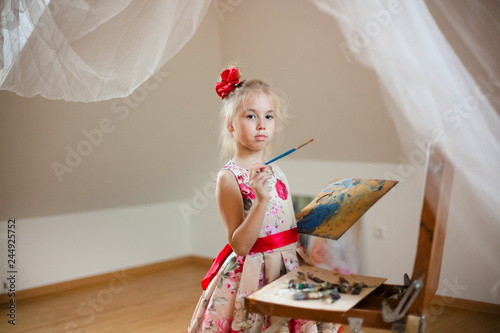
266, 115, 274, 120
247, 114, 256, 119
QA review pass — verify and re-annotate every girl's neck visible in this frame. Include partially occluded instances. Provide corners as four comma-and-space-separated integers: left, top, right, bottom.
232, 151, 265, 170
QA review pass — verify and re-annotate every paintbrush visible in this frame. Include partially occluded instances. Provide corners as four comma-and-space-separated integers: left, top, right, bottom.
265, 139, 314, 165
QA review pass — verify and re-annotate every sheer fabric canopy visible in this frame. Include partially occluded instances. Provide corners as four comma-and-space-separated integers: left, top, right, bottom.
311, 0, 500, 292
0, 0, 211, 101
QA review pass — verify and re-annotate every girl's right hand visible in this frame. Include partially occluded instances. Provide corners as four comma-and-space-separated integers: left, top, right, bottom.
248, 163, 272, 203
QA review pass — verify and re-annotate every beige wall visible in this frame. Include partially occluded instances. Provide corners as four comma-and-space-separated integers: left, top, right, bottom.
218, 0, 401, 163
0, 0, 402, 221
0, 8, 223, 220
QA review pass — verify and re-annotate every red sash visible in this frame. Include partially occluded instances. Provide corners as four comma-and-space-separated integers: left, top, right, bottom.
201, 228, 299, 290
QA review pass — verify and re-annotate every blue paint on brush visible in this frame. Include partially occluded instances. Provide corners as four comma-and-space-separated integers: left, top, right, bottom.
265, 139, 314, 165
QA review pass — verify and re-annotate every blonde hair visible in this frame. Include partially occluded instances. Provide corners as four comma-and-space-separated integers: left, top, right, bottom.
218, 68, 288, 161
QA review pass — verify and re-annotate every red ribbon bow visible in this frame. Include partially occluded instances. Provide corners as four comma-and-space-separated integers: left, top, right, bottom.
216, 68, 239, 99
200, 228, 299, 290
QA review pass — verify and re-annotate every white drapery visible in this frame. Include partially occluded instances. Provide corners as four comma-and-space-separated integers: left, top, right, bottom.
0, 0, 211, 101
311, 0, 500, 297
432, 0, 500, 112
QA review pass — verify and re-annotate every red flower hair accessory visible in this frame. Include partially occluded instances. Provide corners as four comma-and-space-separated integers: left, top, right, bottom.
216, 68, 240, 99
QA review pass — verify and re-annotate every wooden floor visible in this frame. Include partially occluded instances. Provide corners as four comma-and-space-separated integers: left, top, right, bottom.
1, 262, 499, 333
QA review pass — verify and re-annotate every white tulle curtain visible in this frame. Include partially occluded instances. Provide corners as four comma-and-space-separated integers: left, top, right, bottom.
311, 0, 500, 296
432, 0, 500, 112
0, 0, 211, 101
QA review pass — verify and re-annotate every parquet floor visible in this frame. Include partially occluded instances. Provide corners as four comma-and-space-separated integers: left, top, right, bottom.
1, 262, 499, 332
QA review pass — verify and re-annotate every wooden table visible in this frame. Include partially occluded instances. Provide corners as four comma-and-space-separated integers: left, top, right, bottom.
246, 265, 387, 331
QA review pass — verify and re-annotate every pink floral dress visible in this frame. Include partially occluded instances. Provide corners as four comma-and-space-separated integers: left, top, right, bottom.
188, 161, 343, 333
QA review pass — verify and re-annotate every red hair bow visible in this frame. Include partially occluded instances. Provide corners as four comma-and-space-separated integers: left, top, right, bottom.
216, 68, 239, 99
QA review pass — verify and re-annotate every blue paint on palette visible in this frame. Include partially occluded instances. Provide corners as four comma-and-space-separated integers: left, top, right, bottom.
322, 178, 362, 193
296, 178, 398, 240
297, 201, 341, 232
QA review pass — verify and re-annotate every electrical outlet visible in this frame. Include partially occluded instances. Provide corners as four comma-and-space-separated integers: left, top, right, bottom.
374, 224, 386, 239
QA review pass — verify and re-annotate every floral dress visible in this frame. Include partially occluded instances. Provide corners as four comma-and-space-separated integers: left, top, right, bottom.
188, 161, 343, 333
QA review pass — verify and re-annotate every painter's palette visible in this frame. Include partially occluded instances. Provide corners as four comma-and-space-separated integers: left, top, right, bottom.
246, 265, 387, 313
296, 178, 398, 240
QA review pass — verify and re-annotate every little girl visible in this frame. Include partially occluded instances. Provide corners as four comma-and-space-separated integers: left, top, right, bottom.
188, 66, 342, 333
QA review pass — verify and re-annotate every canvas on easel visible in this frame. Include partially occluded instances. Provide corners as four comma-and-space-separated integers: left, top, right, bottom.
293, 194, 361, 275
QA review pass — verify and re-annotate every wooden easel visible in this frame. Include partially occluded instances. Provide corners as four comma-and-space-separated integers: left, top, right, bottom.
245, 145, 454, 333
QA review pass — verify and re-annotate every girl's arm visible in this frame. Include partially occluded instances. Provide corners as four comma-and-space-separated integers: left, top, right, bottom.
216, 164, 271, 256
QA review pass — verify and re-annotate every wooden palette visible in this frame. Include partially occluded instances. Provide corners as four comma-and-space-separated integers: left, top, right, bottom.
296, 178, 398, 240
246, 265, 387, 313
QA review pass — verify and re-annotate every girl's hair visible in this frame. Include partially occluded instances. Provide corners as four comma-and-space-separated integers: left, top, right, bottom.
218, 66, 288, 161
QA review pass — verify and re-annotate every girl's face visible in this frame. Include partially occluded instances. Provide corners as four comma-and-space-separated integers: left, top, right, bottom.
229, 91, 276, 155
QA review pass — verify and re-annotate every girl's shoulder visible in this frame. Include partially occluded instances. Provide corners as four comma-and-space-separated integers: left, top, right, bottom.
217, 160, 248, 184
221, 160, 246, 172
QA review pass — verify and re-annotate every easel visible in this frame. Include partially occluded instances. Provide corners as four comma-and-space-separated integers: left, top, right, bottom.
245, 145, 454, 333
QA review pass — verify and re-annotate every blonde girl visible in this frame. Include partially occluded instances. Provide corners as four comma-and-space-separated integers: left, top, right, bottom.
188, 66, 341, 333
